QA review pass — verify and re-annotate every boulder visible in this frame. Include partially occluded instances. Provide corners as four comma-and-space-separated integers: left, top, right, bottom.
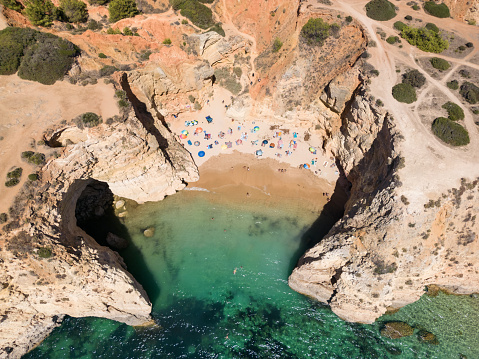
143, 227, 155, 238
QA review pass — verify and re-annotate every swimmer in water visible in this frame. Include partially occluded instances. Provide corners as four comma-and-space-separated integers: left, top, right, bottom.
233, 268, 237, 275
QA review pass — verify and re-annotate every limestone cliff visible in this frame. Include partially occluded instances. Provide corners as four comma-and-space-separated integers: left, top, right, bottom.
0, 102, 198, 357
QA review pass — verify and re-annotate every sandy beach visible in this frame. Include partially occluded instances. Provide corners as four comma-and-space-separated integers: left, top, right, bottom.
168, 87, 341, 185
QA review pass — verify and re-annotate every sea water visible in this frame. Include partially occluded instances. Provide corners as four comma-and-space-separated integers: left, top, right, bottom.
25, 191, 479, 358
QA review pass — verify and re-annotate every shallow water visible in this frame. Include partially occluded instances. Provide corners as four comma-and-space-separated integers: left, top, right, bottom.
26, 191, 479, 358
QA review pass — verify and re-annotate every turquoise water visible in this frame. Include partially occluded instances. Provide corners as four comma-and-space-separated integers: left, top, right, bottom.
26, 191, 479, 358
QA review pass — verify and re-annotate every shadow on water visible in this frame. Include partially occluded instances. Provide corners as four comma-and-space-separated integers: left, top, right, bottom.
288, 171, 349, 273
75, 182, 161, 305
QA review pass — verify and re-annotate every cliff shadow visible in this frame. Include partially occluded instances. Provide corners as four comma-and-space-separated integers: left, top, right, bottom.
75, 180, 161, 304
288, 173, 349, 273
120, 73, 173, 166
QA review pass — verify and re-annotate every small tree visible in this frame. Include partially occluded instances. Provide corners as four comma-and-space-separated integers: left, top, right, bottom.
162, 38, 172, 45
402, 69, 426, 88
60, 0, 88, 23
272, 38, 283, 52
430, 57, 450, 71
108, 0, 139, 23
442, 102, 464, 121
392, 83, 417, 103
301, 18, 331, 46
24, 0, 58, 27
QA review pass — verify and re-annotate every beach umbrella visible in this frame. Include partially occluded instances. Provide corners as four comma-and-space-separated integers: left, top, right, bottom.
194, 141, 200, 146
303, 163, 310, 169
309, 147, 316, 154
256, 150, 263, 156
221, 144, 228, 150
181, 130, 189, 135
253, 126, 259, 132
198, 151, 205, 157
269, 143, 275, 148
195, 127, 203, 134
193, 120, 198, 125
179, 134, 187, 139
262, 140, 268, 145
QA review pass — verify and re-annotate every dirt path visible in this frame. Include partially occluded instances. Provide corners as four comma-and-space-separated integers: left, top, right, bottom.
304, 0, 479, 207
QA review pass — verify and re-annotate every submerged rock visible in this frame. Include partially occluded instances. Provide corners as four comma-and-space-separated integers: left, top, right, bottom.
380, 322, 414, 339
417, 329, 439, 345
143, 227, 155, 238
115, 200, 125, 209
106, 232, 129, 250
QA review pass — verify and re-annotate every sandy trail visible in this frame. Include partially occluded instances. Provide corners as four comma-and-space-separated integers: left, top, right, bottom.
0, 75, 119, 214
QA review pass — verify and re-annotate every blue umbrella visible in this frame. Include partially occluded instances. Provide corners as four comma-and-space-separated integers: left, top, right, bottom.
198, 151, 205, 157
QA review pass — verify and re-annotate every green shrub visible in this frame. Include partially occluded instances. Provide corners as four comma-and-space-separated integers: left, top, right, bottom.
442, 102, 464, 121
401, 26, 448, 53
24, 0, 59, 27
17, 34, 79, 85
208, 23, 225, 37
392, 83, 417, 103
181, 19, 188, 24
0, 28, 78, 84
162, 38, 172, 45
28, 173, 39, 181
447, 80, 458, 90
466, 42, 474, 48
87, 19, 103, 30
109, 0, 139, 23
460, 81, 479, 104
106, 27, 122, 34
346, 15, 353, 22
365, 0, 396, 21
402, 69, 426, 88
81, 112, 101, 127
394, 21, 406, 31
424, 1, 450, 18
98, 52, 107, 58
425, 22, 439, 33
5, 178, 19, 187
99, 65, 118, 77
300, 18, 332, 46
7, 167, 23, 179
386, 36, 399, 44
171, 0, 215, 29
1, 0, 22, 11
60, 0, 88, 23
88, 0, 109, 5
37, 247, 52, 258
0, 213, 8, 224
432, 117, 469, 146
21, 151, 45, 165
412, 4, 419, 10
272, 37, 283, 52
123, 26, 133, 35
429, 57, 450, 70
404, 15, 412, 20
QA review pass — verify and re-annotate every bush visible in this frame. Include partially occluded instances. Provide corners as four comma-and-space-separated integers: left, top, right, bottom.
386, 36, 399, 44
182, 19, 188, 24
460, 81, 479, 104
402, 69, 426, 88
59, 0, 88, 23
365, 0, 396, 21
346, 15, 352, 22
432, 117, 469, 146
394, 21, 407, 31
424, 1, 450, 18
1, 0, 22, 11
429, 57, 450, 70
162, 38, 172, 45
98, 52, 107, 58
300, 18, 332, 46
233, 66, 242, 77
88, 0, 109, 4
171, 0, 215, 29
7, 167, 23, 179
99, 65, 118, 77
37, 247, 52, 258
0, 213, 8, 224
272, 38, 283, 52
87, 19, 103, 30
17, 34, 79, 85
442, 102, 464, 121
0, 28, 79, 84
106, 27, 122, 34
81, 112, 101, 127
466, 42, 474, 48
24, 0, 59, 27
5, 178, 19, 187
109, 0, 139, 23
21, 151, 46, 165
123, 26, 133, 35
28, 173, 39, 181
401, 26, 448, 53
447, 80, 458, 90
392, 83, 417, 103
425, 22, 439, 33
208, 23, 225, 37
412, 4, 419, 10
405, 15, 412, 20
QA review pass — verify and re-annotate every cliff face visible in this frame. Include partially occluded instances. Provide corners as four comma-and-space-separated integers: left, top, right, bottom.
0, 104, 198, 357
